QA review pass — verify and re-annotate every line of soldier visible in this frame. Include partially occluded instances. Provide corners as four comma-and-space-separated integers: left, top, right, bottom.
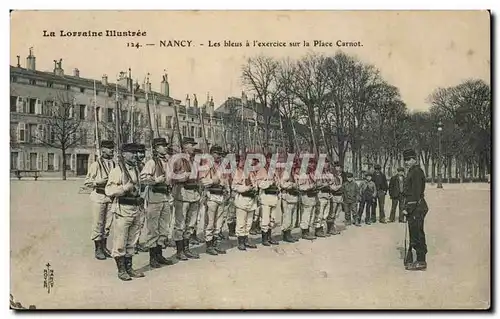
84, 138, 426, 281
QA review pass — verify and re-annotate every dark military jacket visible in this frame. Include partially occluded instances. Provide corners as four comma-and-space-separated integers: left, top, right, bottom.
403, 165, 426, 203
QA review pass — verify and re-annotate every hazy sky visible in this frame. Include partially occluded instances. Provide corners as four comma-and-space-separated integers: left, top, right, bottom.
10, 10, 490, 111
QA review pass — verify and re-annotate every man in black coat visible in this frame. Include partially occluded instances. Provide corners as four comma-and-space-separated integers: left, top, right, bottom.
388, 167, 406, 223
402, 149, 429, 271
371, 164, 388, 223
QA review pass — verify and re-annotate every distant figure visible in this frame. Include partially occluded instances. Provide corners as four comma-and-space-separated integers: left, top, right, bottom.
342, 172, 360, 226
372, 164, 389, 223
388, 167, 406, 223
358, 172, 377, 225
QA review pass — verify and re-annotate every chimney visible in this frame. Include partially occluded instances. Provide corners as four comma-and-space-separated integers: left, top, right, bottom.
26, 47, 36, 70
16, 55, 20, 67
53, 58, 64, 76
193, 94, 198, 108
73, 68, 80, 77
102, 74, 108, 86
186, 94, 191, 108
160, 70, 170, 96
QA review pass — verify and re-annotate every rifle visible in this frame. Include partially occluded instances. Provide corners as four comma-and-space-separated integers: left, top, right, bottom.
114, 79, 132, 184
93, 80, 101, 159
199, 105, 209, 152
144, 74, 154, 155
128, 68, 134, 143
173, 101, 183, 148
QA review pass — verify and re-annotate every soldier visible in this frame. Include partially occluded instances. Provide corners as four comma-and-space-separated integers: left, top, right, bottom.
193, 147, 206, 245
232, 155, 259, 250
224, 154, 239, 238
200, 145, 228, 255
389, 167, 406, 223
279, 156, 300, 242
171, 137, 201, 260
327, 162, 343, 235
342, 172, 360, 226
314, 159, 333, 238
135, 144, 149, 254
358, 172, 377, 225
139, 138, 174, 268
298, 157, 318, 240
372, 164, 389, 223
255, 153, 280, 246
105, 143, 145, 281
402, 149, 429, 271
84, 140, 116, 260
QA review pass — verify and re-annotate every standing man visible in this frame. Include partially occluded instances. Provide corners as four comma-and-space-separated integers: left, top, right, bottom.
255, 154, 280, 246
224, 154, 239, 238
389, 167, 406, 223
402, 149, 429, 271
279, 157, 300, 242
105, 143, 145, 281
200, 145, 228, 255
84, 140, 116, 260
140, 138, 174, 268
298, 158, 318, 240
327, 161, 343, 235
171, 137, 201, 260
315, 160, 333, 238
342, 172, 360, 226
232, 156, 259, 251
135, 144, 149, 254
372, 164, 389, 223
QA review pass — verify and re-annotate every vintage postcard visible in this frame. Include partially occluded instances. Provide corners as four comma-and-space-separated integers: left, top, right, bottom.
9, 10, 491, 310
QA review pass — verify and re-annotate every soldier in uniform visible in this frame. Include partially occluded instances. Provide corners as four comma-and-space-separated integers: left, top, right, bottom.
139, 138, 174, 268
298, 158, 318, 240
105, 143, 145, 281
388, 167, 406, 223
327, 162, 343, 235
171, 137, 201, 260
279, 156, 300, 242
314, 159, 333, 238
223, 154, 239, 238
135, 144, 149, 254
84, 140, 116, 260
232, 155, 259, 250
200, 145, 228, 255
255, 154, 280, 246
402, 149, 429, 271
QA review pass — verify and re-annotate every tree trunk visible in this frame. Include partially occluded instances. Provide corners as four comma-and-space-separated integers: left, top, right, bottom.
388, 154, 394, 177
431, 157, 436, 183
61, 148, 67, 181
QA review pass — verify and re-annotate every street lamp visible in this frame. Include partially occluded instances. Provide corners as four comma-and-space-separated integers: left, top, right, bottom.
437, 121, 443, 189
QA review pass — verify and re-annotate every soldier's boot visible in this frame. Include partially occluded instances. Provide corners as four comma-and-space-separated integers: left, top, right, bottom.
315, 227, 326, 238
101, 238, 112, 258
94, 240, 106, 260
365, 219, 371, 225
329, 223, 341, 235
324, 225, 332, 237
228, 222, 236, 238
404, 248, 414, 269
183, 239, 200, 259
345, 219, 352, 226
149, 248, 162, 268
114, 256, 132, 281
244, 236, 258, 249
261, 231, 271, 246
249, 220, 260, 235
289, 230, 299, 242
155, 246, 174, 265
124, 256, 145, 278
190, 231, 201, 245
283, 230, 295, 243
301, 229, 316, 240
206, 239, 219, 256
237, 236, 246, 251
267, 230, 279, 245
175, 240, 189, 261
214, 238, 227, 254
406, 252, 427, 271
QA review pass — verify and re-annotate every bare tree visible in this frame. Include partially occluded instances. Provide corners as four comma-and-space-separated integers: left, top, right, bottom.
35, 91, 84, 180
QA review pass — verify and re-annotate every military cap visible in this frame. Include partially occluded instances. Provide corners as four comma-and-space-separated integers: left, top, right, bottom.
403, 149, 417, 161
397, 167, 405, 172
100, 140, 114, 149
121, 143, 137, 153
346, 172, 354, 178
153, 137, 168, 147
210, 145, 224, 154
182, 137, 197, 145
374, 164, 381, 170
137, 144, 146, 152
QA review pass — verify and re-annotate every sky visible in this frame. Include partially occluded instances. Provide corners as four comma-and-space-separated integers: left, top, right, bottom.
10, 10, 490, 111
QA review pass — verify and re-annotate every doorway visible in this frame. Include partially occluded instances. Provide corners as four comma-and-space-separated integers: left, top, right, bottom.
76, 154, 89, 176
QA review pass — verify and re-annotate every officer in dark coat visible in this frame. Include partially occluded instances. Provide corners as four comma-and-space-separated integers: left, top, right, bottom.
372, 164, 388, 223
402, 149, 429, 271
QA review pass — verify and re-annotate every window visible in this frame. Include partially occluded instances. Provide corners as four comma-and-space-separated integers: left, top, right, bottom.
80, 128, 87, 145
198, 127, 202, 138
18, 123, 26, 142
191, 118, 194, 122
10, 152, 18, 170
80, 87, 85, 93
96, 107, 100, 121
79, 105, 86, 120
50, 127, 55, 144
65, 154, 71, 170
29, 79, 36, 85
47, 82, 53, 88
10, 96, 17, 112
11, 76, 17, 82
28, 124, 37, 143
29, 98, 36, 114
107, 108, 113, 123
190, 126, 195, 137
182, 126, 187, 136
10, 123, 17, 143
48, 153, 54, 171
44, 100, 54, 116
66, 85, 71, 90
166, 116, 172, 129
29, 152, 37, 170
207, 128, 212, 139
